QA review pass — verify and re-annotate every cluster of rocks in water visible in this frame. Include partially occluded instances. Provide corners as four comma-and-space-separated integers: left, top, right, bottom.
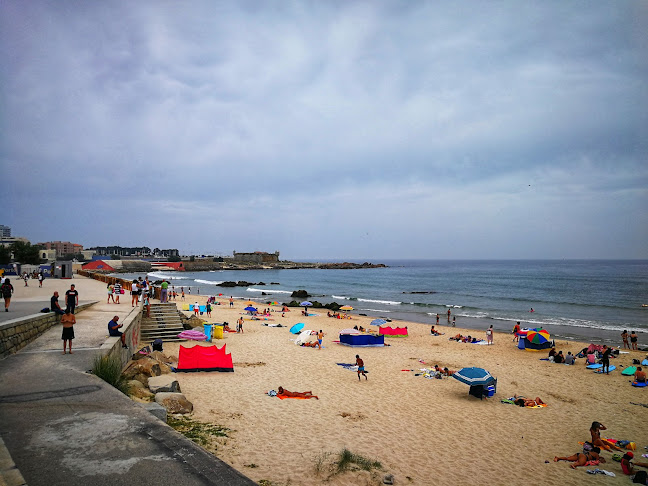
123, 351, 193, 418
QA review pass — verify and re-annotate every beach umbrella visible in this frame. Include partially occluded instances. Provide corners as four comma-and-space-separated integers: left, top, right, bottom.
452, 367, 494, 386
340, 305, 354, 311
300, 301, 313, 306
370, 319, 387, 326
246, 301, 256, 306
270, 301, 279, 305
526, 329, 550, 344
289, 323, 305, 334
244, 306, 257, 312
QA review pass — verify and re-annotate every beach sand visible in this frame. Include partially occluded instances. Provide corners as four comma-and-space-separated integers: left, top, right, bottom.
161, 293, 648, 485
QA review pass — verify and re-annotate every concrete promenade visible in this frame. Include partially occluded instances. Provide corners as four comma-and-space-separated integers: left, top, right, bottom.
0, 276, 255, 485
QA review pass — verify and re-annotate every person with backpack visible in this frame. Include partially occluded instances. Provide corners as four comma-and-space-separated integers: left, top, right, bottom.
1, 278, 14, 312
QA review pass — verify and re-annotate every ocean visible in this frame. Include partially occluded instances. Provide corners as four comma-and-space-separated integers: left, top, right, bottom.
117, 260, 648, 345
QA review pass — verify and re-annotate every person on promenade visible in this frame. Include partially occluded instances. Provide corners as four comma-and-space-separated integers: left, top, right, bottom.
23, 273, 28, 287
61, 310, 76, 354
1, 278, 13, 312
590, 422, 622, 451
622, 330, 630, 349
634, 367, 646, 384
553, 447, 604, 469
512, 322, 521, 342
276, 387, 318, 399
131, 279, 139, 307
107, 283, 115, 304
486, 325, 494, 345
65, 284, 78, 314
630, 331, 638, 350
317, 330, 324, 349
113, 281, 122, 304
356, 355, 367, 380
50, 291, 65, 315
143, 293, 150, 318
601, 345, 612, 374
38, 272, 43, 287
108, 316, 127, 348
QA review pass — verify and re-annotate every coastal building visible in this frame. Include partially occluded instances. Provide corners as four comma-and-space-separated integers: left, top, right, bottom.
37, 241, 84, 258
232, 251, 280, 264
0, 225, 11, 238
0, 236, 30, 248
39, 249, 57, 261
89, 246, 179, 258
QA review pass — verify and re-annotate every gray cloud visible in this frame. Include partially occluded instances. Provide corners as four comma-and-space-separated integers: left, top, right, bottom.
1, 1, 646, 258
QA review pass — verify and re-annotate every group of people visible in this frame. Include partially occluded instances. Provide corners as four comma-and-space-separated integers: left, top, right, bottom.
547, 348, 576, 365
554, 422, 648, 477
621, 330, 640, 350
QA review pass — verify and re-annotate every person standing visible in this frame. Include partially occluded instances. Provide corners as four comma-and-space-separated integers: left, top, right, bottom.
61, 310, 76, 354
356, 355, 367, 380
230, 296, 234, 308
206, 302, 212, 317
452, 316, 456, 327
23, 273, 28, 287
131, 280, 139, 307
160, 280, 169, 303
630, 331, 638, 351
65, 284, 79, 314
436, 314, 439, 325
113, 281, 122, 304
2, 278, 14, 312
38, 272, 44, 287
143, 293, 150, 318
512, 322, 521, 342
194, 301, 200, 315
107, 283, 115, 303
601, 345, 612, 374
447, 309, 451, 322
50, 291, 65, 315
621, 330, 630, 349
317, 330, 324, 349
486, 325, 494, 345
237, 316, 244, 333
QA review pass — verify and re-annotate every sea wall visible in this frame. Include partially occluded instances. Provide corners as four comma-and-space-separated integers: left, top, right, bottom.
100, 306, 142, 370
0, 301, 97, 359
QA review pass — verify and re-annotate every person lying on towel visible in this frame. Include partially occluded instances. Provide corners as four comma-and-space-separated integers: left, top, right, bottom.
554, 447, 604, 469
277, 386, 318, 399
513, 395, 546, 407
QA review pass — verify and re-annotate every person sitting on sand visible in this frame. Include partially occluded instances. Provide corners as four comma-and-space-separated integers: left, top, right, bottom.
430, 326, 441, 336
620, 452, 648, 475
554, 351, 564, 364
277, 386, 318, 399
590, 422, 623, 451
442, 367, 454, 376
554, 447, 604, 469
564, 352, 575, 365
358, 326, 365, 332
513, 395, 545, 407
548, 348, 556, 361
634, 366, 646, 384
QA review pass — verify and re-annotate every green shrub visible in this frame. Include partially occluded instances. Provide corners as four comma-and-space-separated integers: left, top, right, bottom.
92, 355, 130, 395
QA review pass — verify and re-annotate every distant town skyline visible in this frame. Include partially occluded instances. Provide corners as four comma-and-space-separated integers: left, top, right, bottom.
2, 2, 647, 260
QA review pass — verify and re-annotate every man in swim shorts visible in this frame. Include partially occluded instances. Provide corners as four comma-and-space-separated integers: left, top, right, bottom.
317, 330, 323, 349
356, 355, 367, 381
635, 367, 647, 384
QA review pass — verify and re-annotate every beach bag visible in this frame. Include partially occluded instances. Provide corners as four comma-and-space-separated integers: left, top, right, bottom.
633, 470, 648, 484
41, 307, 50, 313
583, 442, 593, 452
633, 359, 641, 365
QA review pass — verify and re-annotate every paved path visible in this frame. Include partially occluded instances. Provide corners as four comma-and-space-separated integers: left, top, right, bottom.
0, 276, 255, 485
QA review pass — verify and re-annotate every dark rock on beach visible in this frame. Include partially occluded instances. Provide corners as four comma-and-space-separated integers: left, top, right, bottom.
291, 290, 310, 298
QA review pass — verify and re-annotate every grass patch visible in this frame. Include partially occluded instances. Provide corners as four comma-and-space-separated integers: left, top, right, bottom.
167, 416, 230, 446
92, 355, 130, 395
315, 448, 382, 478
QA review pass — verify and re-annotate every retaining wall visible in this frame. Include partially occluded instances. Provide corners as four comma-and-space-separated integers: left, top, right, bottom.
0, 301, 97, 359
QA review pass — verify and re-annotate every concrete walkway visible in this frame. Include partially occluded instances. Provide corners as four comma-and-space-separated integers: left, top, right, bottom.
0, 276, 255, 485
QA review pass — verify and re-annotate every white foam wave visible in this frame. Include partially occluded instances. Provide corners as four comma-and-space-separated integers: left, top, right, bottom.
147, 272, 189, 280
357, 298, 401, 305
332, 295, 351, 300
247, 288, 292, 294
362, 308, 391, 313
194, 279, 224, 285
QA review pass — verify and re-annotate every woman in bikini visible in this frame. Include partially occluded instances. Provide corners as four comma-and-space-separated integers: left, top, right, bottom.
513, 395, 545, 407
277, 387, 318, 399
590, 422, 622, 451
554, 447, 604, 469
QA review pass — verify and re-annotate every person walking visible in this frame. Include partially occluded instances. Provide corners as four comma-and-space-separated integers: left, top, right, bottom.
317, 330, 324, 349
131, 280, 139, 307
143, 293, 150, 318
160, 280, 169, 303
1, 278, 14, 312
38, 272, 43, 287
65, 284, 78, 314
107, 283, 115, 303
512, 322, 521, 342
356, 355, 367, 381
61, 310, 76, 354
113, 281, 122, 304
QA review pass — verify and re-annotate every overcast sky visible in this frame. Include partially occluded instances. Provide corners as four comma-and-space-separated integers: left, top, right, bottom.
1, 1, 647, 260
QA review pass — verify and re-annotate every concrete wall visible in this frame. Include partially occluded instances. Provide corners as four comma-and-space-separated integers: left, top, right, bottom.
0, 301, 97, 359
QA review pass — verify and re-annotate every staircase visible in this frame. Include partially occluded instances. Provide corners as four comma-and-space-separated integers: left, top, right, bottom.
140, 303, 186, 344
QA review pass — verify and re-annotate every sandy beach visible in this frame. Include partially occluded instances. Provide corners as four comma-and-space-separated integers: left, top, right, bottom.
4, 276, 647, 485
160, 291, 648, 485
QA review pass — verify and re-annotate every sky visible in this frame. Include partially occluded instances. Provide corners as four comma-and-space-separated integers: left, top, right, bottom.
1, 1, 647, 260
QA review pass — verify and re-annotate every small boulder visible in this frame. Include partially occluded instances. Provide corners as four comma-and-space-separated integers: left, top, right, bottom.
123, 358, 162, 386
155, 392, 193, 414
148, 375, 181, 393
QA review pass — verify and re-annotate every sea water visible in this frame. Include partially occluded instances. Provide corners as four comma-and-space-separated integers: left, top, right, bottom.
117, 260, 648, 345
